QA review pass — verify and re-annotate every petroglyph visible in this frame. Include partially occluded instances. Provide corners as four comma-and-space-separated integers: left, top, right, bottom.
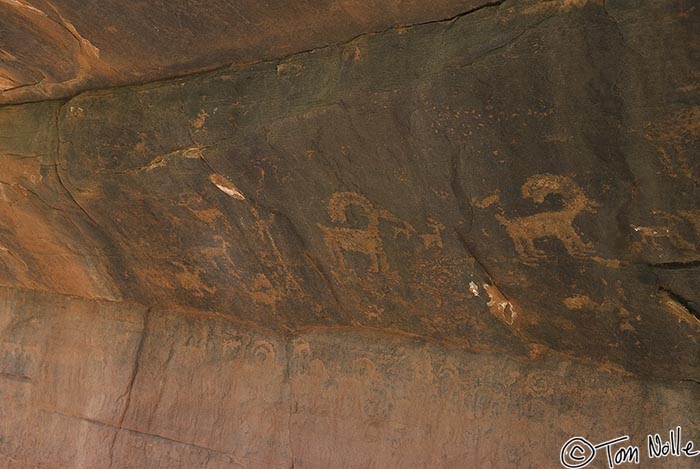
494, 174, 598, 262
250, 339, 276, 363
631, 210, 699, 253
140, 146, 208, 171
471, 194, 500, 209
248, 274, 282, 307
172, 262, 217, 298
249, 207, 302, 295
632, 225, 695, 252
419, 218, 445, 249
191, 109, 209, 130
563, 294, 637, 331
318, 192, 414, 273
644, 106, 700, 180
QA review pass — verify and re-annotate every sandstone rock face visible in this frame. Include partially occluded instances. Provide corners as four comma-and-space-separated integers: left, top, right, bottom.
0, 0, 483, 104
0, 0, 698, 467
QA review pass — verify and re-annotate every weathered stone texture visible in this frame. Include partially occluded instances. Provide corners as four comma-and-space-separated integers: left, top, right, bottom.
0, 0, 486, 104
0, 287, 697, 467
0, 0, 698, 466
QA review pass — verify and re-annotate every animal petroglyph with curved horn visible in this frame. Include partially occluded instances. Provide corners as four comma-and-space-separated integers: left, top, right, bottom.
318, 192, 415, 273
494, 174, 598, 262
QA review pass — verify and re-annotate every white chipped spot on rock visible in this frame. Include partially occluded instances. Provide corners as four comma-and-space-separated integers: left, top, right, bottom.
469, 281, 480, 297
69, 106, 86, 117
209, 173, 245, 200
483, 283, 517, 326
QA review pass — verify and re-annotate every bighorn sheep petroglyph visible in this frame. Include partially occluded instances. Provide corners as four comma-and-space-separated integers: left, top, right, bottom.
495, 174, 598, 262
319, 192, 414, 273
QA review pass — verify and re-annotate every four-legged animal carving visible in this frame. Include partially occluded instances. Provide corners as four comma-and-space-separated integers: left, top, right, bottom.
318, 192, 414, 273
319, 174, 600, 270
632, 211, 698, 252
495, 174, 598, 262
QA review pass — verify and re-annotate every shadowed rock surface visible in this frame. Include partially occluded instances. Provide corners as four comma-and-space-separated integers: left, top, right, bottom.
0, 0, 486, 104
0, 0, 698, 467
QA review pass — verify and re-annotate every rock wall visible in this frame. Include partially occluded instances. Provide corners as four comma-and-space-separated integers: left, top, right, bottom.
1, 287, 697, 467
0, 0, 698, 467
